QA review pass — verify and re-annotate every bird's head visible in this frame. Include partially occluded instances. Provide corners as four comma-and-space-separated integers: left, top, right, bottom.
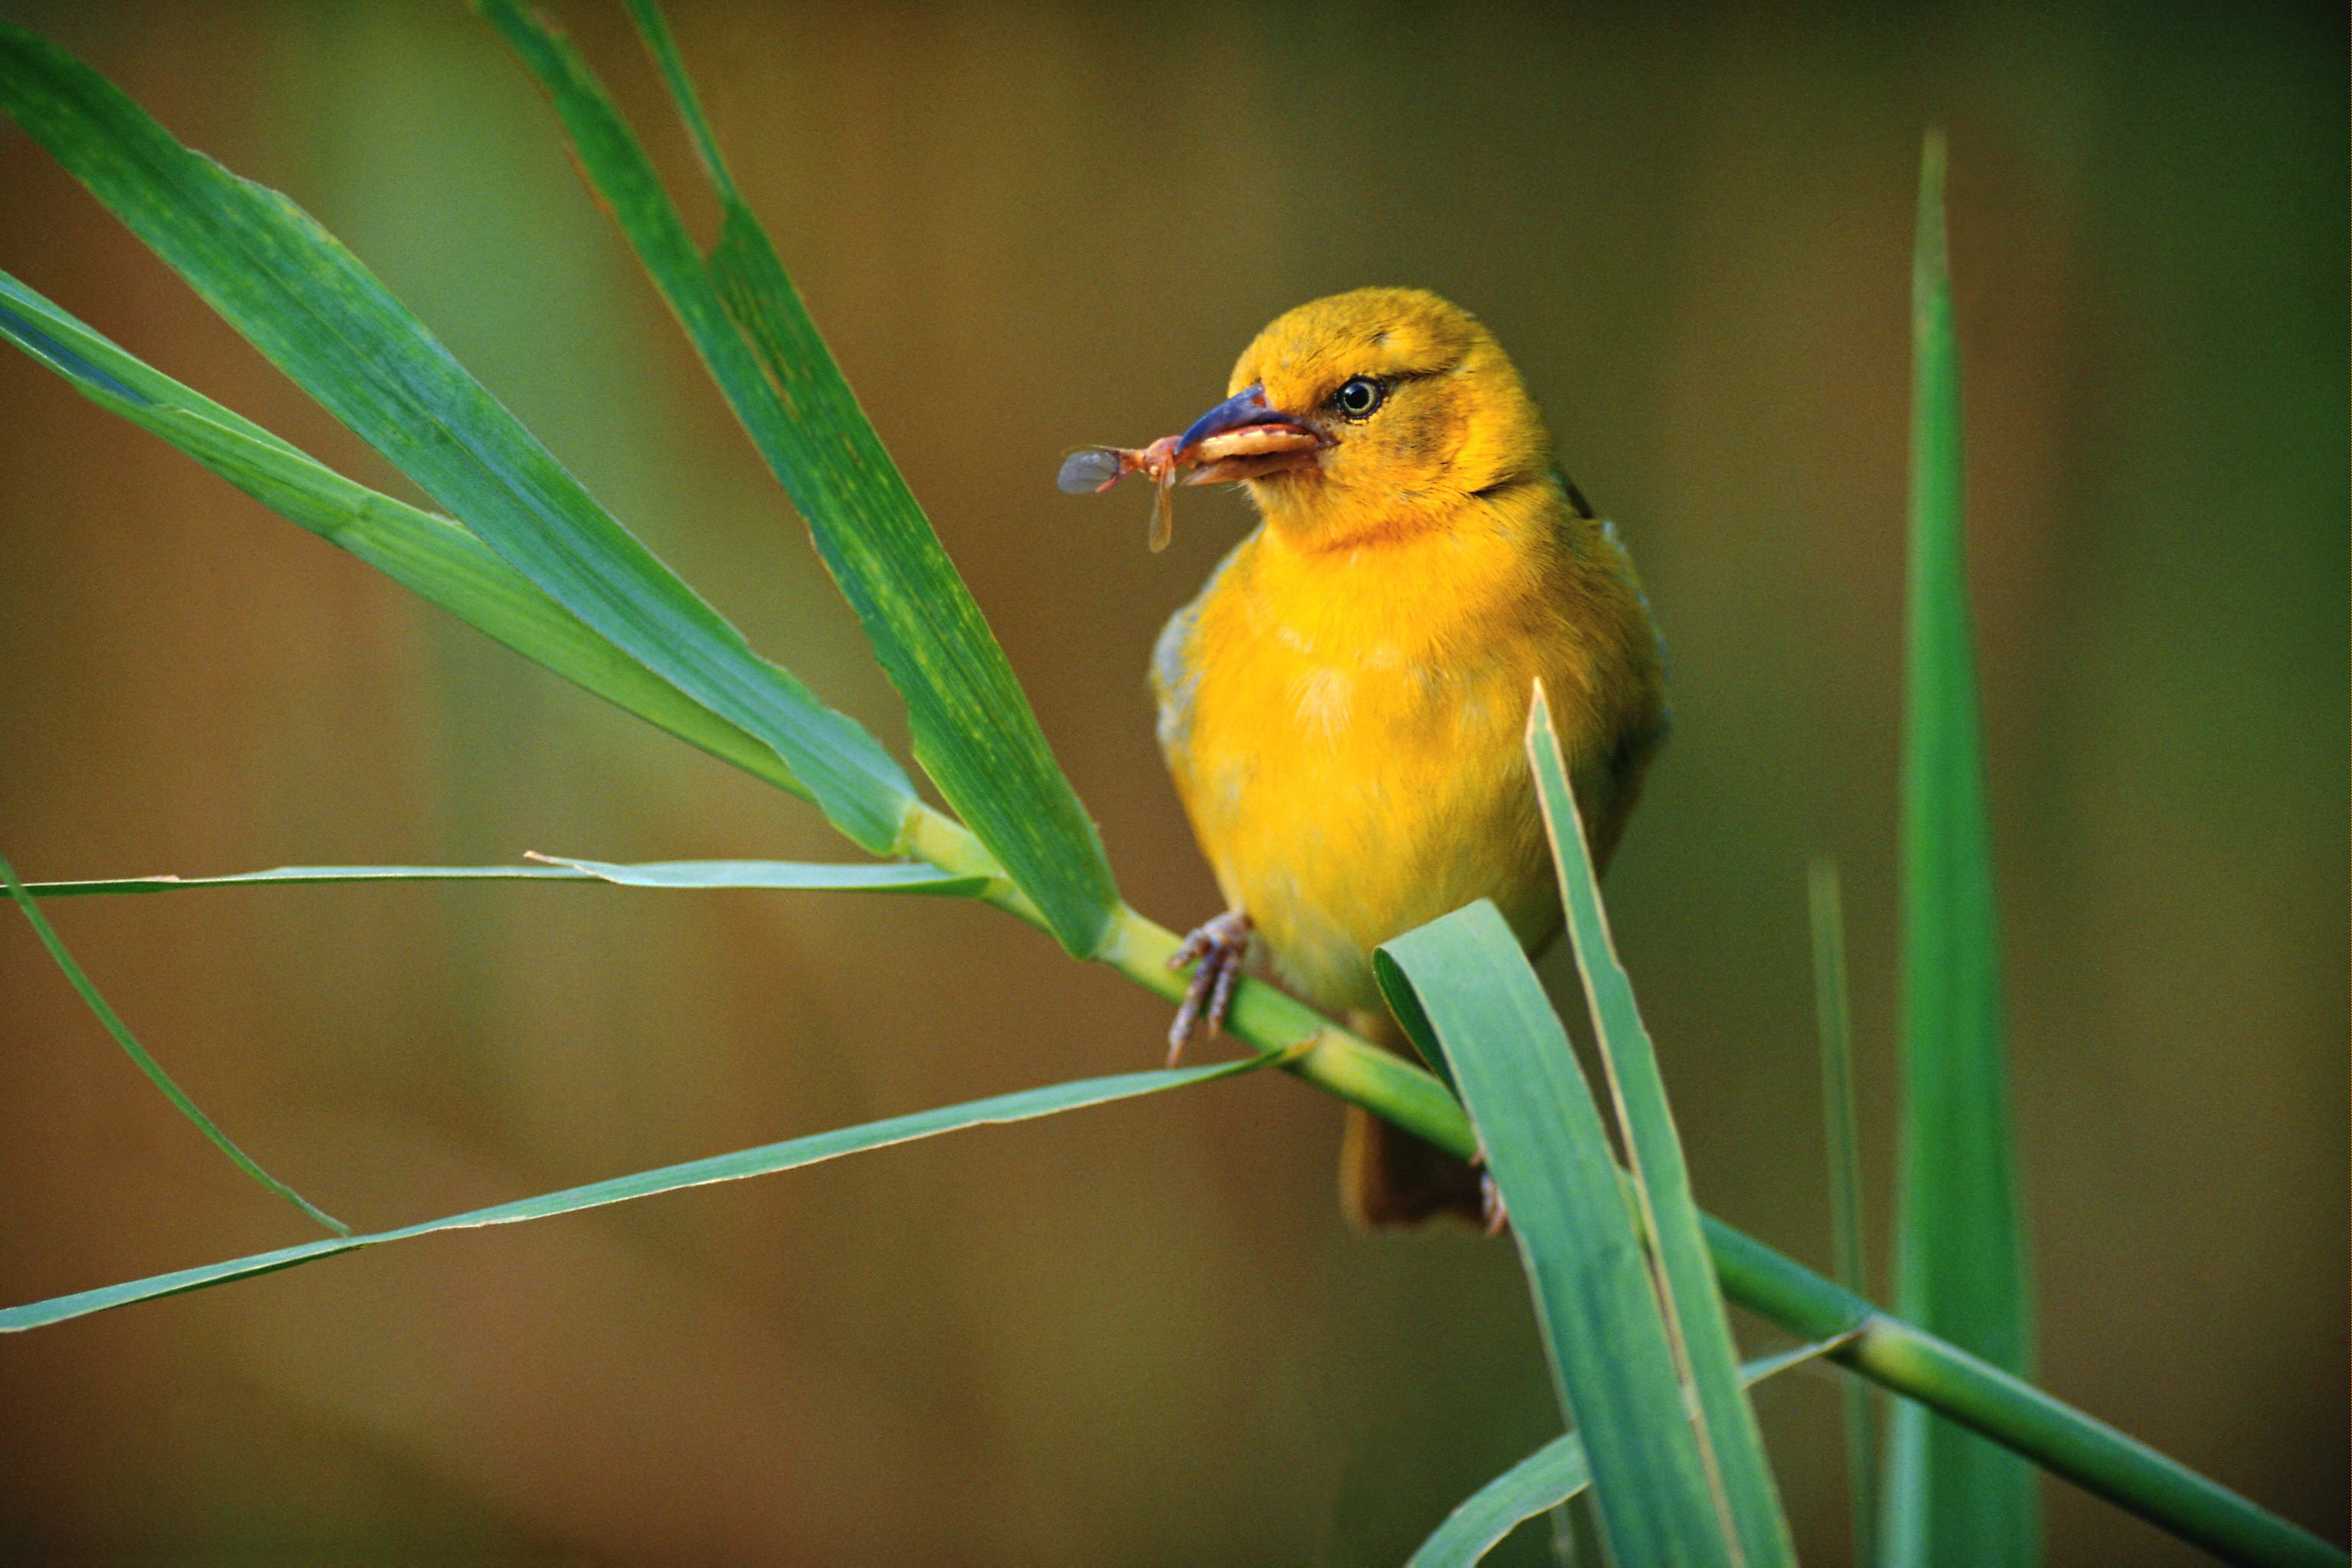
1184, 288, 1553, 546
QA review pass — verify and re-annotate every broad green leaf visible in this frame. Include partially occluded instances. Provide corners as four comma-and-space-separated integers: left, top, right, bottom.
1884, 133, 2037, 1568
0, 27, 917, 853
0, 1057, 1261, 1334
1411, 1344, 1846, 1568
18, 858, 988, 899
476, 0, 1119, 958
1377, 902, 1732, 1568
2, 852, 348, 1236
1809, 858, 1880, 1563
0, 268, 808, 802
1528, 684, 1795, 1567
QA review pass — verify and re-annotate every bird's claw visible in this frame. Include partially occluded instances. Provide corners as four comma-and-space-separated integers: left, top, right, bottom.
1167, 910, 1253, 1064
1472, 1142, 1508, 1234
1478, 1172, 1509, 1236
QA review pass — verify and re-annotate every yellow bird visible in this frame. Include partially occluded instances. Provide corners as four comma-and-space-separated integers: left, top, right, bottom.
1085, 288, 1668, 1226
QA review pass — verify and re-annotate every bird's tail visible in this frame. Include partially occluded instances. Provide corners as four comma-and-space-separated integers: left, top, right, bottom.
1338, 1009, 1488, 1229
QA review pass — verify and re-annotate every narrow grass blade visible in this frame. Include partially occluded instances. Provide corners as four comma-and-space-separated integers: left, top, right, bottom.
1412, 1344, 1848, 1568
1528, 684, 1795, 1566
1377, 902, 1733, 1568
477, 0, 1119, 958
0, 269, 812, 802
1884, 133, 2037, 1568
0, 27, 916, 853
1808, 858, 1879, 1563
524, 854, 988, 893
1416, 1432, 1593, 1568
18, 858, 988, 898
0, 1056, 1260, 1334
2, 853, 348, 1236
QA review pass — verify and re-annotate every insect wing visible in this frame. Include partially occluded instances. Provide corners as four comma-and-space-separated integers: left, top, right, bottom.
1147, 469, 1175, 553
1057, 446, 1128, 495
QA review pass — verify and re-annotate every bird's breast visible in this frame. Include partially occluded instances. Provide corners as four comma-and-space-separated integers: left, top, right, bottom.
1157, 523, 1594, 1011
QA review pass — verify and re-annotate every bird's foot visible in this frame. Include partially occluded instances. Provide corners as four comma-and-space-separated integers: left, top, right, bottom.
1479, 1173, 1510, 1236
1472, 1138, 1510, 1234
1166, 910, 1253, 1065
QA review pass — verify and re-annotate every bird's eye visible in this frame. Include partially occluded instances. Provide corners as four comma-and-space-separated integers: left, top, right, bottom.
1333, 376, 1386, 419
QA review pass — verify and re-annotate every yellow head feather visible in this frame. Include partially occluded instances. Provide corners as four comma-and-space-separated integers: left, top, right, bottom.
1230, 287, 1553, 545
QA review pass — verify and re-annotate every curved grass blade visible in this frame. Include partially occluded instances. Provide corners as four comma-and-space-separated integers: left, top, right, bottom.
571, 0, 1117, 957
1885, 132, 2036, 1568
2, 852, 348, 1236
1412, 1344, 1849, 1568
0, 269, 815, 802
0, 27, 916, 853
18, 858, 988, 899
1415, 1432, 1592, 1568
1808, 859, 1880, 1563
1377, 901, 1733, 1568
1528, 684, 1795, 1566
0, 1057, 1260, 1334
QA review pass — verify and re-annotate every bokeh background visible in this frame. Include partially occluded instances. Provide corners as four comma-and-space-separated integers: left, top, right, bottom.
0, 1, 2341, 1562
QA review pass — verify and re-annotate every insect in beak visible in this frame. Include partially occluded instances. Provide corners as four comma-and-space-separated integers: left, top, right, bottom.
1057, 384, 1324, 552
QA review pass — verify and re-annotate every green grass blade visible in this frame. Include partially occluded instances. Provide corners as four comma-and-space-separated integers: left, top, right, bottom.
1527, 685, 1796, 1566
17, 858, 989, 898
477, 0, 1119, 959
1808, 858, 1880, 1563
1416, 1433, 1592, 1568
634, 0, 1116, 957
1370, 947, 1457, 1098
2, 852, 349, 1236
523, 854, 988, 893
0, 1057, 1260, 1334
1884, 132, 2037, 1568
1377, 902, 1733, 1568
1412, 1344, 1848, 1568
0, 26, 916, 854
0, 268, 818, 802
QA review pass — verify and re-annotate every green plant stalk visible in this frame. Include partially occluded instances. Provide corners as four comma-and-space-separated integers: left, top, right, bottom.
1808, 858, 1878, 1564
911, 802, 2337, 1568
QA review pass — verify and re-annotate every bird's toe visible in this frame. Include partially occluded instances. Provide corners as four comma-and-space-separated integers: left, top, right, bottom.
1166, 910, 1254, 1064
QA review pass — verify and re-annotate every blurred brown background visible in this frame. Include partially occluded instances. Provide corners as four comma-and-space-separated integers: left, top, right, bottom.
0, 2, 2341, 1562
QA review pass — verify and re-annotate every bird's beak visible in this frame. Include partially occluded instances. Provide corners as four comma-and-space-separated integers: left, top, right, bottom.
1172, 383, 1326, 485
